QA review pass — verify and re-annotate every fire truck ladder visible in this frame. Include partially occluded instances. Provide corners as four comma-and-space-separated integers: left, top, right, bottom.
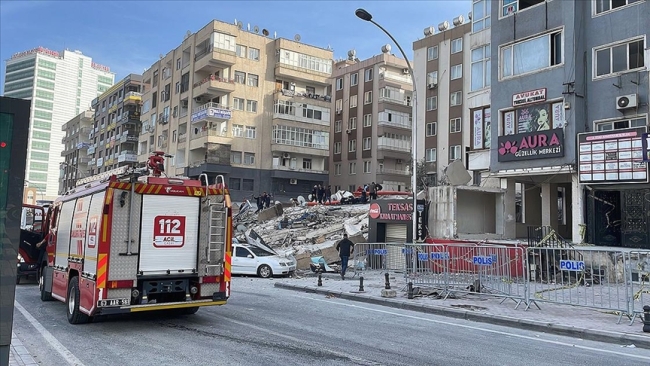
206, 175, 227, 275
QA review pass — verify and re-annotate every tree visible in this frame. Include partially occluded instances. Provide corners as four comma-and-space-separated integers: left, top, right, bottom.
407, 158, 429, 192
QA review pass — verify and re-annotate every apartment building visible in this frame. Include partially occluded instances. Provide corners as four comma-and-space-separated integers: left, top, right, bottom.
329, 48, 413, 192
489, 0, 649, 248
88, 74, 145, 175
412, 18, 472, 187
59, 109, 94, 194
138, 20, 333, 201
3, 47, 114, 199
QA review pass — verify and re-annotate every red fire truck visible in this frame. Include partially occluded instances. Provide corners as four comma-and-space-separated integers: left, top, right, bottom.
40, 153, 233, 324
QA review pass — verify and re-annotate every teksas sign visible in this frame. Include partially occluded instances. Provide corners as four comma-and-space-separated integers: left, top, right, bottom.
512, 88, 547, 107
497, 128, 565, 162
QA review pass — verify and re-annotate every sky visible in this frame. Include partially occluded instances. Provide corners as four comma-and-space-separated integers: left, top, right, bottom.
0, 0, 471, 89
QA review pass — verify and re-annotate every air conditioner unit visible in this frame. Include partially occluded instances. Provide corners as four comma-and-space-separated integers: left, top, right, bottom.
346, 129, 351, 134
402, 68, 409, 74
428, 83, 437, 89
616, 94, 638, 110
282, 152, 290, 158
396, 159, 403, 164
336, 109, 342, 115
289, 178, 298, 185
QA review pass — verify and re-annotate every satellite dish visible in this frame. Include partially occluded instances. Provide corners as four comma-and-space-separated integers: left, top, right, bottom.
262, 29, 269, 36
294, 34, 301, 42
381, 44, 391, 53
297, 196, 306, 206
237, 21, 243, 30
347, 49, 356, 58
253, 25, 260, 33
159, 54, 163, 59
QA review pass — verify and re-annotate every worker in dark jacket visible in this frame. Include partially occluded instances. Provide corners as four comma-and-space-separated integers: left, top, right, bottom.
335, 233, 354, 279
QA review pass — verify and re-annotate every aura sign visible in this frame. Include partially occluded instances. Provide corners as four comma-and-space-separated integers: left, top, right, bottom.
497, 128, 565, 162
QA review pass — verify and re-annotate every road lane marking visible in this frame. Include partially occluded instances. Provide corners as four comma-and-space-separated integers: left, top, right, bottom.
289, 294, 650, 361
14, 301, 86, 366
221, 317, 382, 366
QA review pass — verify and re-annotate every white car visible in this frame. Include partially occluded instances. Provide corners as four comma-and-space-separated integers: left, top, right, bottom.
232, 242, 296, 278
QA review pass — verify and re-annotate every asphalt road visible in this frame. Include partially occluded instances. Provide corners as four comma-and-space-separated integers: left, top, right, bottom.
12, 277, 650, 366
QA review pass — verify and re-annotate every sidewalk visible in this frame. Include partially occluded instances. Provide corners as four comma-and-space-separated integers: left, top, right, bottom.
9, 332, 38, 366
275, 272, 650, 349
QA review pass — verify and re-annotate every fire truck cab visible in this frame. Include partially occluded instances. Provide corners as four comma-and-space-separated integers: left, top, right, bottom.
40, 157, 232, 324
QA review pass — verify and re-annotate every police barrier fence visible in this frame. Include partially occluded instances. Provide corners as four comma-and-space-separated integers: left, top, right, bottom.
525, 246, 631, 319
402, 243, 528, 307
352, 242, 406, 277
626, 251, 650, 323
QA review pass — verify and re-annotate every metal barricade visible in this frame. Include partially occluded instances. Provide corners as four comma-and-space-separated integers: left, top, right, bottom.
403, 243, 450, 290
352, 243, 405, 277
626, 250, 650, 324
525, 246, 631, 321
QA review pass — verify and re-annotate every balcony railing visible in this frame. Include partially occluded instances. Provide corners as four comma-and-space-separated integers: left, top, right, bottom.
377, 116, 412, 129
191, 128, 228, 140
272, 164, 328, 174
377, 137, 411, 152
119, 134, 138, 144
276, 88, 331, 103
192, 75, 236, 89
191, 102, 231, 123
272, 138, 328, 150
378, 95, 412, 106
376, 167, 409, 175
178, 133, 187, 143
124, 91, 142, 100
380, 72, 412, 84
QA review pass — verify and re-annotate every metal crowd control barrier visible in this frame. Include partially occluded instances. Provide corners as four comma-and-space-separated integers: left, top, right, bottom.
626, 250, 650, 324
352, 242, 405, 277
525, 246, 632, 322
403, 243, 528, 308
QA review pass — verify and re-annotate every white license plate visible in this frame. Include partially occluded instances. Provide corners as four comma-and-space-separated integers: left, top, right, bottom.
97, 298, 130, 307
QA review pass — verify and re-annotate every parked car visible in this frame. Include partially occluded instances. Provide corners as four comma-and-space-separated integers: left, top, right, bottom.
232, 241, 296, 278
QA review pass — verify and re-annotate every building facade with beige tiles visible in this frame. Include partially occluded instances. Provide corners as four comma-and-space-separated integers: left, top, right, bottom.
329, 49, 413, 193
59, 109, 94, 194
137, 20, 333, 201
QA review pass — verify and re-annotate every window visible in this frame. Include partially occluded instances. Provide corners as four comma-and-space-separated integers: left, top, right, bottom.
350, 73, 359, 86
451, 64, 463, 80
32, 131, 51, 141
471, 44, 491, 91
233, 98, 245, 110
348, 117, 357, 130
31, 152, 49, 161
594, 38, 645, 78
334, 142, 342, 154
232, 124, 243, 137
229, 178, 241, 190
426, 148, 437, 162
450, 145, 462, 161
236, 44, 247, 57
450, 91, 462, 106
231, 151, 242, 164
472, 0, 492, 32
335, 120, 342, 132
594, 116, 647, 131
246, 100, 258, 113
502, 0, 545, 17
350, 95, 358, 108
242, 179, 254, 191
472, 107, 492, 149
426, 96, 438, 111
335, 163, 341, 175
501, 31, 563, 78
364, 91, 372, 104
245, 126, 256, 139
38, 59, 56, 70
35, 100, 53, 110
364, 68, 373, 82
595, 0, 643, 14
35, 89, 54, 100
426, 122, 437, 136
363, 114, 372, 127
234, 71, 246, 84
301, 158, 312, 170
248, 47, 260, 61
363, 137, 371, 150
450, 118, 462, 133
427, 71, 438, 85
247, 74, 259, 87
36, 79, 54, 90
244, 153, 255, 165
336, 78, 343, 90
349, 162, 356, 174
427, 46, 439, 61
363, 161, 371, 173
451, 38, 463, 53
335, 99, 343, 111
348, 139, 357, 152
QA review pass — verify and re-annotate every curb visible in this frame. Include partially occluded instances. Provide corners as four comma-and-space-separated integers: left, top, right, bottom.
274, 282, 650, 350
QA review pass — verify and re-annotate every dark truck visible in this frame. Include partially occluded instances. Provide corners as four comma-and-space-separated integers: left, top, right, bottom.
17, 204, 48, 284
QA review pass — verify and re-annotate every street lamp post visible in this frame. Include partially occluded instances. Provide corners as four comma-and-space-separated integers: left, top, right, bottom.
355, 8, 420, 244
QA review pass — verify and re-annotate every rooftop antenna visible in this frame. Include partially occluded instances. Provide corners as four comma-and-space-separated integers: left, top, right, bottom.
253, 25, 260, 33
294, 34, 301, 42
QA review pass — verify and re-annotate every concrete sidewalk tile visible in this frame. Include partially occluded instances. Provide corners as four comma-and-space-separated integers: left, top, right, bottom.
10, 332, 38, 366
275, 280, 650, 350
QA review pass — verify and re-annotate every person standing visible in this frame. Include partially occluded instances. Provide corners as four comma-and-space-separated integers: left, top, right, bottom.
325, 185, 332, 204
335, 233, 354, 280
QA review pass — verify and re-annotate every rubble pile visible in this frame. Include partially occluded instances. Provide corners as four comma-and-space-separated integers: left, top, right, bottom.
233, 202, 371, 270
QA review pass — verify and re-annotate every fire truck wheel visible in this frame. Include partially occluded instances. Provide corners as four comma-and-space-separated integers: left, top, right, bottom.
66, 276, 89, 324
182, 307, 199, 315
257, 264, 273, 279
39, 271, 53, 301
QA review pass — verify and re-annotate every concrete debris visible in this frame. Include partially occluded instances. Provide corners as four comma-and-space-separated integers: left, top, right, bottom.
233, 202, 372, 270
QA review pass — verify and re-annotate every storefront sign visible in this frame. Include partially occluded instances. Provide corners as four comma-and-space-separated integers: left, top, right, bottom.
472, 110, 484, 149
497, 128, 564, 162
512, 88, 547, 107
578, 127, 648, 184
643, 132, 650, 163
368, 200, 428, 241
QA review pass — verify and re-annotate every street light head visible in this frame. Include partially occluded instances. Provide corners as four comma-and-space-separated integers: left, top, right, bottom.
355, 8, 373, 22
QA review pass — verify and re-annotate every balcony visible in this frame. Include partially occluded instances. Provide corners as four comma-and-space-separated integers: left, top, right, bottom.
379, 71, 412, 85
178, 132, 187, 144
108, 104, 118, 114
190, 102, 231, 124
271, 138, 329, 157
275, 62, 330, 86
377, 115, 412, 130
87, 146, 95, 155
378, 95, 412, 107
193, 75, 235, 97
376, 167, 409, 176
272, 103, 330, 128
272, 164, 328, 175
189, 128, 230, 151
78, 157, 91, 164
194, 47, 236, 72
123, 91, 142, 105
275, 88, 331, 108
377, 137, 411, 152
120, 111, 141, 124
118, 151, 138, 163
76, 142, 91, 150
119, 133, 138, 144
107, 122, 117, 132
